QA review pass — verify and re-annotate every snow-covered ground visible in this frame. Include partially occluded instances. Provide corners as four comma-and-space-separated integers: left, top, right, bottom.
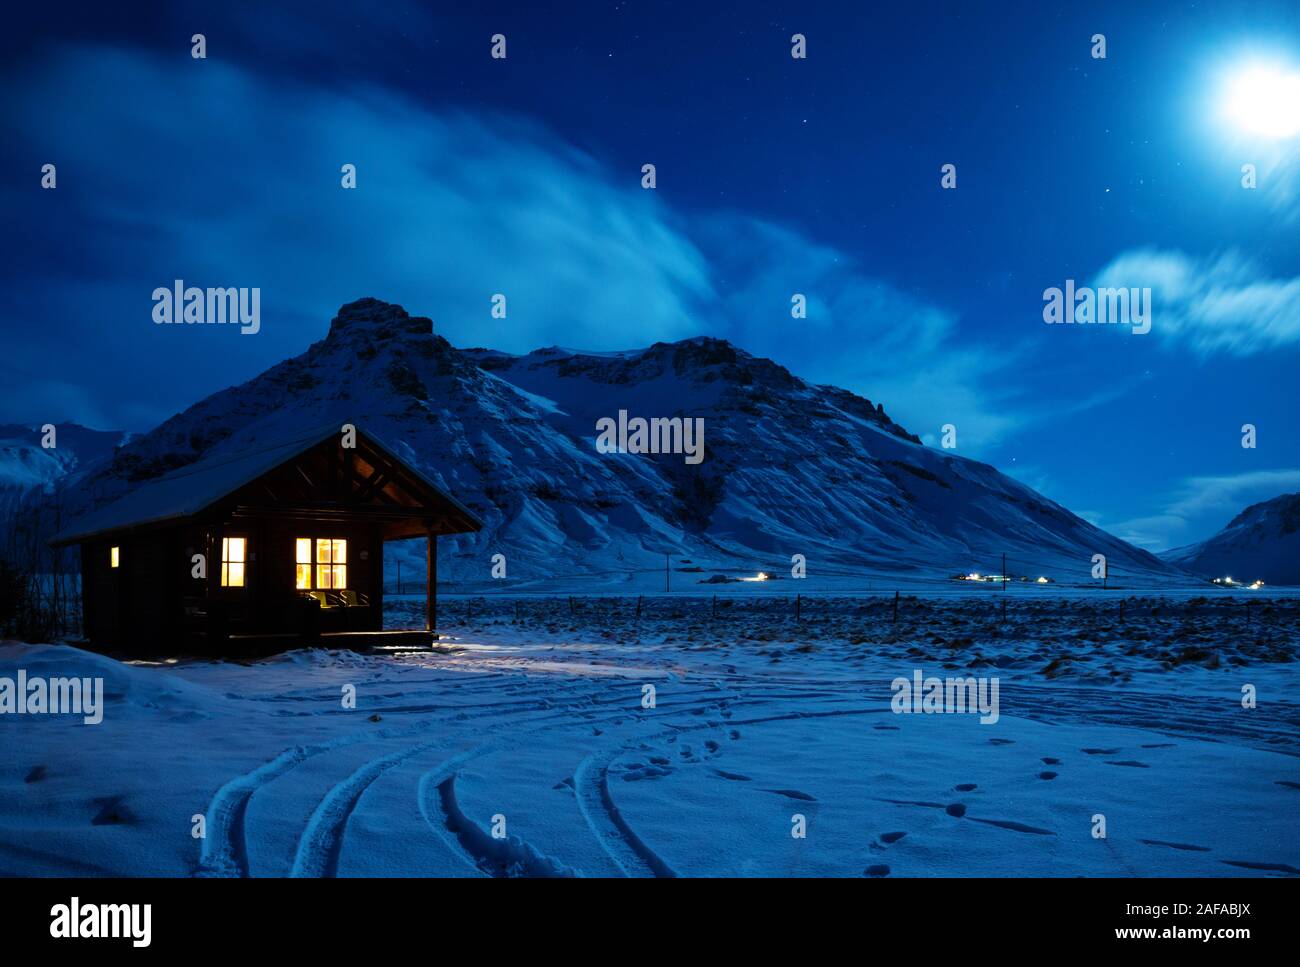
3, 593, 1298, 877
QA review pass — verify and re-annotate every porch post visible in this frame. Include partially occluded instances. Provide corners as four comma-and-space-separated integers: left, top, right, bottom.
426, 530, 437, 636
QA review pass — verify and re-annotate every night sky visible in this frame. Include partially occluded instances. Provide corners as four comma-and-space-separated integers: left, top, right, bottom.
3, 0, 1299, 551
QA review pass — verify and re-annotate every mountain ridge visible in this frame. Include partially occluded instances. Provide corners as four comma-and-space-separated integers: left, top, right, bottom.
25, 298, 1181, 588
1164, 492, 1300, 586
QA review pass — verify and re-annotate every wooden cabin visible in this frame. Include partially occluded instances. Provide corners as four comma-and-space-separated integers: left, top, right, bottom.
49, 424, 482, 656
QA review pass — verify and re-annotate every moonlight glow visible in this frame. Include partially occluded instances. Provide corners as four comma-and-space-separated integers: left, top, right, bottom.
1220, 62, 1300, 138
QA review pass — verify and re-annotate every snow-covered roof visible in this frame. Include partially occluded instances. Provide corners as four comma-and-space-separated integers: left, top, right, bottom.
50, 423, 481, 546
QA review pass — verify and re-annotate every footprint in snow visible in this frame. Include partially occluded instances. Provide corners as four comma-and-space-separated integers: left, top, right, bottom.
988, 738, 1015, 746
765, 789, 818, 802
864, 864, 891, 877
879, 831, 907, 844
953, 783, 977, 792
1275, 780, 1300, 790
1041, 757, 1061, 765
969, 817, 1055, 836
1220, 860, 1300, 875
713, 769, 752, 782
25, 765, 46, 784
1140, 839, 1209, 852
1082, 747, 1121, 755
1038, 771, 1058, 780
1105, 760, 1149, 768
621, 765, 672, 781
945, 803, 967, 817
91, 796, 135, 826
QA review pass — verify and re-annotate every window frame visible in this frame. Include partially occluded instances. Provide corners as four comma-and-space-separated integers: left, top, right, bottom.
295, 537, 348, 591
220, 535, 248, 588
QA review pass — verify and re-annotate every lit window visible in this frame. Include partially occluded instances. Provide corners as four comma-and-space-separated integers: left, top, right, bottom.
221, 537, 246, 587
110, 546, 119, 568
296, 538, 312, 589
295, 538, 347, 589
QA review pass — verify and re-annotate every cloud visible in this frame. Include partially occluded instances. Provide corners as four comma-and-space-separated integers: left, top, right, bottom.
1105, 468, 1300, 550
1093, 248, 1300, 356
1, 43, 1020, 451
692, 213, 1029, 448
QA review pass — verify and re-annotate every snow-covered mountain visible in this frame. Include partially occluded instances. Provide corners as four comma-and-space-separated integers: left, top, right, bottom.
1163, 493, 1300, 587
0, 423, 125, 516
50, 298, 1179, 588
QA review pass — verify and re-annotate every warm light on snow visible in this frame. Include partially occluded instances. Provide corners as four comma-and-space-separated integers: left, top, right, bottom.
1220, 62, 1300, 138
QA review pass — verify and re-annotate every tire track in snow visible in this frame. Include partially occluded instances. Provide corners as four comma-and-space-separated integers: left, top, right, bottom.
196, 688, 617, 877
201, 678, 762, 878
289, 737, 447, 878
416, 747, 493, 875
430, 771, 579, 877
568, 700, 884, 878
574, 750, 677, 878
197, 744, 327, 877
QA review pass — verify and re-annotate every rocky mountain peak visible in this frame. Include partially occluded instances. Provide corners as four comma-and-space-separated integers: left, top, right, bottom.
327, 298, 433, 340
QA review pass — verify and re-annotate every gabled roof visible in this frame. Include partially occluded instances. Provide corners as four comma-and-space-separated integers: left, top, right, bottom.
50, 423, 482, 546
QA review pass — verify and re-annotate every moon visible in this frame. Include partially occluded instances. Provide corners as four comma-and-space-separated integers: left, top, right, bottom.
1220, 62, 1300, 138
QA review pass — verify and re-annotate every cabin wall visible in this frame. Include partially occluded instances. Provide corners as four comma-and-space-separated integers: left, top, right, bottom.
82, 539, 117, 646
78, 518, 388, 652
236, 519, 383, 634
81, 532, 177, 649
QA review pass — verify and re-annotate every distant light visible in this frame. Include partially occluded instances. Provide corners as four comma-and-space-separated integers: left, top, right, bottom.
740, 571, 771, 583
967, 572, 982, 582
1221, 63, 1300, 138
1036, 576, 1049, 584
